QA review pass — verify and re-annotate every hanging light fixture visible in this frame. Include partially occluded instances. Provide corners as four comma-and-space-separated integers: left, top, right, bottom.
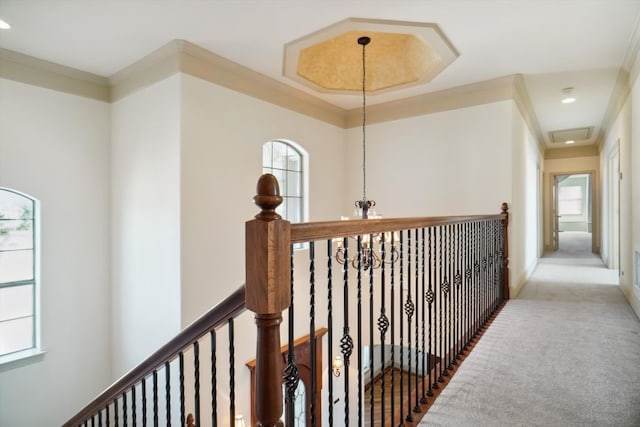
334, 36, 399, 270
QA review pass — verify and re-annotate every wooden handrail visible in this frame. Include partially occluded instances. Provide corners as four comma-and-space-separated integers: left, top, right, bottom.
291, 214, 505, 244
63, 284, 247, 427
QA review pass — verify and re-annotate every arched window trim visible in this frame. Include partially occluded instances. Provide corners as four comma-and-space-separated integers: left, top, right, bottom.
0, 187, 42, 367
262, 139, 309, 238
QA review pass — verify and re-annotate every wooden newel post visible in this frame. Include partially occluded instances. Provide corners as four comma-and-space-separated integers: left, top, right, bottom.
246, 174, 291, 427
501, 202, 510, 300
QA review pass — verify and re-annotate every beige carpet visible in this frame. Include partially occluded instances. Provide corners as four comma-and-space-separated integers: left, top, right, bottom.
420, 243, 640, 427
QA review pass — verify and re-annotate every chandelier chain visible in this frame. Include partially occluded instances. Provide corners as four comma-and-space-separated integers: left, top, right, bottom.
361, 38, 367, 202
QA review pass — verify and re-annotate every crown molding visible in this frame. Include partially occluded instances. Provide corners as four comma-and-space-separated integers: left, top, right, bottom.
178, 40, 346, 128
109, 40, 182, 102
598, 68, 631, 150
0, 40, 546, 138
544, 145, 599, 160
345, 75, 519, 128
512, 74, 545, 156
0, 48, 109, 101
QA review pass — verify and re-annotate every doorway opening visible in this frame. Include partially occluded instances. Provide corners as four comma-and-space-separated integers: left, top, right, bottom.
553, 173, 593, 255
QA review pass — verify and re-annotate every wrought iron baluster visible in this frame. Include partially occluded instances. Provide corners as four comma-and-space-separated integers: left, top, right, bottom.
165, 361, 171, 426
327, 239, 334, 427
444, 224, 452, 375
390, 233, 397, 423
284, 244, 298, 426
131, 385, 137, 427
454, 223, 462, 363
309, 241, 317, 427
211, 330, 217, 427
437, 225, 444, 385
426, 227, 434, 397
179, 352, 185, 426
228, 319, 235, 427
114, 397, 119, 427
420, 227, 427, 405
98, 410, 102, 427
413, 228, 420, 413
405, 228, 414, 422
379, 236, 389, 425
106, 404, 110, 427
153, 369, 158, 427
368, 235, 375, 426
123, 392, 128, 427
398, 230, 405, 425
194, 341, 201, 427
340, 237, 353, 427
141, 377, 146, 427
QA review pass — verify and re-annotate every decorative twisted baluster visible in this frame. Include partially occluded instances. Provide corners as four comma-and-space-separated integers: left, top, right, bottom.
356, 235, 363, 426
327, 239, 334, 426
420, 227, 427, 405
165, 361, 171, 426
152, 370, 158, 427
211, 330, 217, 427
413, 228, 421, 413
131, 385, 136, 427
309, 242, 317, 427
284, 244, 299, 427
405, 229, 414, 422
426, 227, 434, 397
141, 377, 146, 427
341, 237, 353, 427
228, 319, 235, 427
378, 237, 389, 424
194, 341, 201, 427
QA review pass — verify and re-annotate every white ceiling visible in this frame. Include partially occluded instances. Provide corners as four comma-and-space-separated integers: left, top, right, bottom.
1, 0, 639, 149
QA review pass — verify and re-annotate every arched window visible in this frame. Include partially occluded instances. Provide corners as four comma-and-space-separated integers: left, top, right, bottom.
0, 188, 38, 360
262, 140, 307, 224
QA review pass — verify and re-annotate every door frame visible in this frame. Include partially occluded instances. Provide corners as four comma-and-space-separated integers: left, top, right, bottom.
548, 169, 598, 253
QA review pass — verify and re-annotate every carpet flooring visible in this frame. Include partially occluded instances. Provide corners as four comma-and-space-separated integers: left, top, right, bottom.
420, 235, 640, 427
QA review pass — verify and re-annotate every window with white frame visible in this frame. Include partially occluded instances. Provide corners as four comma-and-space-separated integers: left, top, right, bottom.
558, 185, 583, 215
262, 140, 307, 224
0, 188, 38, 359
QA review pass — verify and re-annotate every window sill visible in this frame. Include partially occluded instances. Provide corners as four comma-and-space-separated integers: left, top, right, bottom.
0, 348, 46, 372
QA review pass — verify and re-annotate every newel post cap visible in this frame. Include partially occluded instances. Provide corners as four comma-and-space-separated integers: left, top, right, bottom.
245, 174, 291, 314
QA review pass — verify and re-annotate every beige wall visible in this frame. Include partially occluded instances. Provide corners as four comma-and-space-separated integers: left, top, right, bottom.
543, 156, 600, 253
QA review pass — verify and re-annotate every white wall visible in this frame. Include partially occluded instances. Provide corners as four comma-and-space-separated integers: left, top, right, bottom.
632, 71, 640, 317
510, 103, 542, 296
180, 73, 347, 325
0, 79, 111, 425
344, 100, 535, 295
111, 75, 182, 377
606, 67, 640, 318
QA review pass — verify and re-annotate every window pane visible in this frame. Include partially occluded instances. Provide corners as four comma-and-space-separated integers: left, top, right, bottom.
0, 285, 33, 321
558, 185, 582, 215
271, 168, 286, 195
0, 220, 33, 251
272, 142, 288, 170
0, 316, 34, 354
0, 250, 34, 282
0, 190, 34, 220
287, 147, 301, 172
287, 171, 302, 197
286, 197, 301, 223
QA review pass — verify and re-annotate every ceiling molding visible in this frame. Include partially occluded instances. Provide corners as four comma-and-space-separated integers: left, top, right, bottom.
178, 40, 346, 128
544, 145, 599, 160
512, 74, 545, 155
623, 13, 640, 83
345, 75, 517, 128
109, 40, 182, 102
0, 48, 110, 101
598, 68, 631, 150
0, 40, 550, 137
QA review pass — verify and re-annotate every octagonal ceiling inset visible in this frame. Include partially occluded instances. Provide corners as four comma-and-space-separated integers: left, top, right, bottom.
284, 18, 459, 94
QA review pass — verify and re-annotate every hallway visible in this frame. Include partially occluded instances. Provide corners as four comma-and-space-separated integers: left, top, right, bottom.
420, 247, 640, 426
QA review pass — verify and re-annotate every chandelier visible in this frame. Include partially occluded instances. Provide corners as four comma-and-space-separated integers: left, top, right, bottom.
334, 36, 399, 270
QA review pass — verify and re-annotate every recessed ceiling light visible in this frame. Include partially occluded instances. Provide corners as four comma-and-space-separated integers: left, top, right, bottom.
565, 140, 575, 144
562, 97, 576, 104
561, 86, 575, 103
0, 19, 11, 30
